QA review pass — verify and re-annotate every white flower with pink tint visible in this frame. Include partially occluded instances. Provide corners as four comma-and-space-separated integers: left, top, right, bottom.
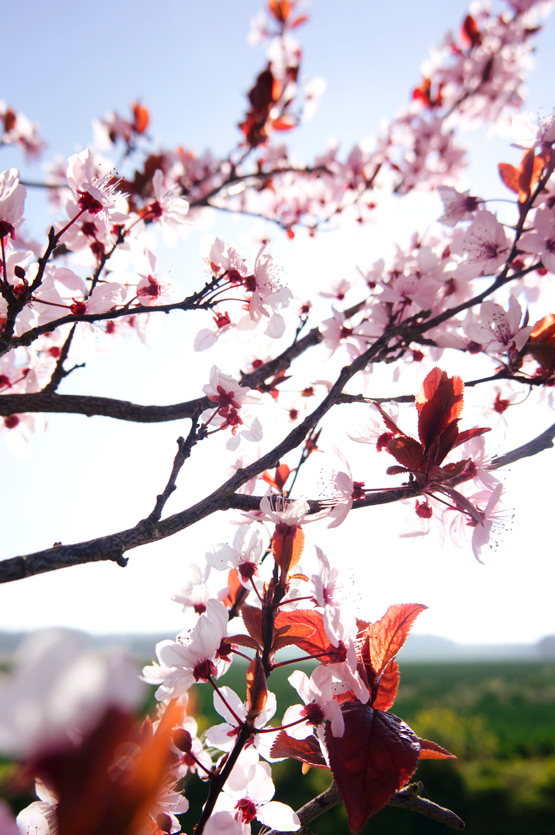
259, 495, 311, 527
465, 296, 532, 354
282, 666, 344, 739
16, 780, 57, 835
0, 168, 26, 239
206, 525, 264, 587
519, 207, 555, 273
145, 169, 190, 243
214, 747, 300, 833
172, 562, 211, 615
203, 811, 243, 835
206, 685, 278, 760
66, 149, 126, 222
202, 366, 260, 433
436, 186, 480, 227
145, 599, 230, 701
238, 244, 292, 337
451, 210, 510, 280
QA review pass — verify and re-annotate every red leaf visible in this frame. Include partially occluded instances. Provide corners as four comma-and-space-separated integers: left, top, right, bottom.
131, 103, 149, 134
460, 14, 480, 49
272, 621, 314, 651
268, 0, 292, 23
416, 368, 464, 452
272, 115, 297, 131
270, 730, 328, 768
221, 568, 248, 611
326, 703, 420, 832
417, 738, 456, 760
262, 463, 291, 491
246, 654, 268, 722
498, 148, 546, 203
386, 436, 425, 472
372, 659, 399, 711
274, 610, 342, 662
360, 604, 427, 700
240, 604, 264, 651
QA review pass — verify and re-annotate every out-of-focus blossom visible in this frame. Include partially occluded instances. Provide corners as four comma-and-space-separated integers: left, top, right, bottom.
0, 629, 144, 759
451, 210, 510, 279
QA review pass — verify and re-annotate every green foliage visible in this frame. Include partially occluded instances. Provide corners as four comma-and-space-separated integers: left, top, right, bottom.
189, 659, 555, 834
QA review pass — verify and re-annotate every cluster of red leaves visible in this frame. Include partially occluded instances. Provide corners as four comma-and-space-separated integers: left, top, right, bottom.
239, 65, 297, 147
375, 367, 489, 488
267, 604, 454, 833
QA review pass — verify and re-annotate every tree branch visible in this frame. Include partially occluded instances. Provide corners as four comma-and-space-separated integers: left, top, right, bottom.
262, 779, 465, 834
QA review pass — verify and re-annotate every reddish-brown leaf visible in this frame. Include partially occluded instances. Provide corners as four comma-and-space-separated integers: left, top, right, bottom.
498, 148, 546, 203
262, 463, 291, 491
326, 703, 420, 832
416, 368, 464, 451
246, 654, 268, 722
131, 103, 149, 135
372, 659, 399, 711
417, 738, 456, 760
272, 525, 305, 573
387, 436, 425, 472
272, 621, 314, 651
274, 610, 340, 662
268, 0, 292, 23
239, 604, 264, 651
221, 568, 248, 611
272, 116, 297, 131
360, 603, 427, 687
270, 730, 328, 768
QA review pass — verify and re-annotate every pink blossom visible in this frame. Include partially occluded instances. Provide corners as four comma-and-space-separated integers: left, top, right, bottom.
206, 525, 264, 587
451, 210, 511, 279
259, 495, 311, 527
65, 149, 126, 223
471, 483, 505, 563
16, 781, 57, 835
436, 186, 481, 227
519, 207, 555, 273
206, 685, 278, 760
202, 811, 243, 835
202, 366, 260, 433
0, 169, 26, 238
282, 666, 345, 738
172, 563, 211, 615
145, 599, 230, 701
214, 747, 300, 832
465, 296, 532, 354
145, 169, 190, 242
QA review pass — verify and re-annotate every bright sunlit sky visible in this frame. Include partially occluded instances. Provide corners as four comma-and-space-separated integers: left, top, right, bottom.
1, 1, 555, 646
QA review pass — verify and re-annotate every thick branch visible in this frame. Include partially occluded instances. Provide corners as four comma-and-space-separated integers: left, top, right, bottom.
263, 779, 464, 834
0, 391, 204, 422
